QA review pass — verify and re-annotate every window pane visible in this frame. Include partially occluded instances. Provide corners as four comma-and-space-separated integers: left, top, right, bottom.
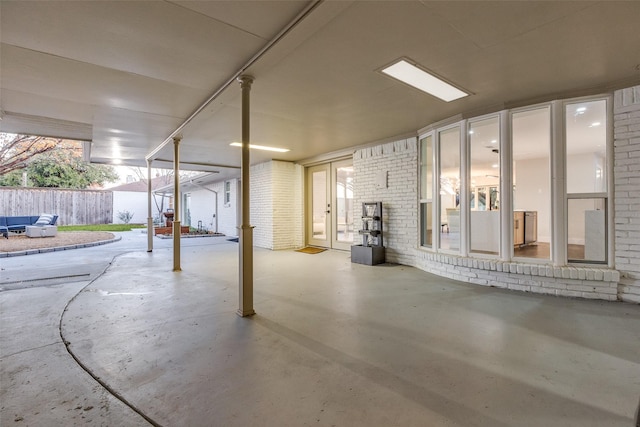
420, 202, 433, 247
312, 170, 327, 239
469, 117, 500, 255
439, 127, 460, 252
335, 165, 354, 243
512, 107, 551, 260
566, 100, 607, 194
420, 135, 433, 247
568, 198, 606, 263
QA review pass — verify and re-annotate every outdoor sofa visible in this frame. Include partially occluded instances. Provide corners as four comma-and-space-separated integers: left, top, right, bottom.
0, 214, 58, 238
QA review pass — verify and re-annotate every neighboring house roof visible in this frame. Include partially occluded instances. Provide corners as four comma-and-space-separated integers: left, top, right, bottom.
155, 171, 239, 195
109, 176, 172, 192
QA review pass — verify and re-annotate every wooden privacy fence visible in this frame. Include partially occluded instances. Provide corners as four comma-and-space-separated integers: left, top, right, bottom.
0, 187, 113, 225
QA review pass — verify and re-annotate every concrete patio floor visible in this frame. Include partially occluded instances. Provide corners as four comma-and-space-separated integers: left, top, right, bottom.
1, 231, 639, 426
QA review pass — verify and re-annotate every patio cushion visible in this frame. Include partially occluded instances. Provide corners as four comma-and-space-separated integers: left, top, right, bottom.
35, 213, 54, 226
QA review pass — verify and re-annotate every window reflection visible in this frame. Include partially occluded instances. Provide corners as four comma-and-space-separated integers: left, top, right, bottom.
420, 135, 433, 247
512, 107, 551, 260
469, 116, 500, 255
566, 99, 608, 263
439, 127, 460, 252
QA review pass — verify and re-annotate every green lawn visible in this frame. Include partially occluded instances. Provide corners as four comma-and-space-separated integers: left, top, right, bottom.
58, 224, 147, 232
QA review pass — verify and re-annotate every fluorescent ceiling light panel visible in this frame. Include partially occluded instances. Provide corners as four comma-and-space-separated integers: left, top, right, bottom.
382, 59, 468, 102
230, 142, 289, 153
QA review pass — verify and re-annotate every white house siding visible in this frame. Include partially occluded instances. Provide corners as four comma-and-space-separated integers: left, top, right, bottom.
353, 138, 418, 266
180, 179, 239, 237
614, 85, 640, 303
187, 187, 217, 232
112, 191, 157, 224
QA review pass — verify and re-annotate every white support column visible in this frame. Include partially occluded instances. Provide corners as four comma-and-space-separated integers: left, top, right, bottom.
173, 136, 182, 272
147, 159, 153, 252
237, 75, 256, 317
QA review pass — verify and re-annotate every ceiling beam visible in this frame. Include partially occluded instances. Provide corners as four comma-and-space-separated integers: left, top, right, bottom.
153, 158, 240, 169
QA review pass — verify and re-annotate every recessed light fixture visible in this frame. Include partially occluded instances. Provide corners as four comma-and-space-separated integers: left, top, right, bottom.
381, 59, 469, 102
491, 139, 497, 144
491, 164, 499, 168
230, 142, 290, 153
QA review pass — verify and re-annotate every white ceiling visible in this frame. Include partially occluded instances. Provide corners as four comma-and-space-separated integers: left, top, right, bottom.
2, 1, 639, 174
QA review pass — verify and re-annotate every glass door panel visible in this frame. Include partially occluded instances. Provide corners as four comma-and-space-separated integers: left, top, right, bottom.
307, 160, 354, 250
307, 164, 330, 247
420, 135, 434, 247
332, 160, 354, 250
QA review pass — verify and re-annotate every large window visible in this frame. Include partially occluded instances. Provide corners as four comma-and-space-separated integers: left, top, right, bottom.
565, 99, 608, 263
512, 106, 551, 260
469, 116, 500, 255
419, 135, 433, 247
438, 126, 461, 252
418, 95, 611, 267
224, 181, 231, 205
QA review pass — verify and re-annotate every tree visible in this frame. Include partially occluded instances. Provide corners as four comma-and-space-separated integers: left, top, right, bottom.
0, 134, 60, 176
0, 133, 119, 189
26, 150, 119, 189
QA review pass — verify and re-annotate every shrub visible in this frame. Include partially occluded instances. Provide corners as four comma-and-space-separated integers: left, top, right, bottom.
117, 210, 134, 224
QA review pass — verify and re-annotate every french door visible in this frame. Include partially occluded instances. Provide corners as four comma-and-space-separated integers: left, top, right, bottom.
306, 160, 354, 250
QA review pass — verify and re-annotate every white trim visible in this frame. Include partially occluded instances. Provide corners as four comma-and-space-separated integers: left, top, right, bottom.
499, 110, 512, 262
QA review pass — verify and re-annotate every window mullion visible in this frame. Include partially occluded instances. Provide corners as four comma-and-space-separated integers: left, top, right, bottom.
551, 100, 566, 266
500, 110, 512, 261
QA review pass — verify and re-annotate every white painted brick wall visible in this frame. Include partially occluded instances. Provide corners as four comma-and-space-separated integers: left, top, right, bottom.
414, 251, 620, 301
353, 138, 418, 265
271, 161, 304, 250
250, 160, 304, 250
251, 162, 273, 249
614, 85, 640, 303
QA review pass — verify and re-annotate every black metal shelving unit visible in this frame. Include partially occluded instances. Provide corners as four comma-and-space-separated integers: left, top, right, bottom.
351, 202, 385, 265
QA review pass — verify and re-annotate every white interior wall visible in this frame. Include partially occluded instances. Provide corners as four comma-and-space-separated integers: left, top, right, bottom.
514, 157, 551, 242
567, 152, 603, 193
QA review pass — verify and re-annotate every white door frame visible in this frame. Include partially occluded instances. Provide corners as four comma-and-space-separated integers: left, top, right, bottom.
306, 164, 331, 248
306, 160, 354, 250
